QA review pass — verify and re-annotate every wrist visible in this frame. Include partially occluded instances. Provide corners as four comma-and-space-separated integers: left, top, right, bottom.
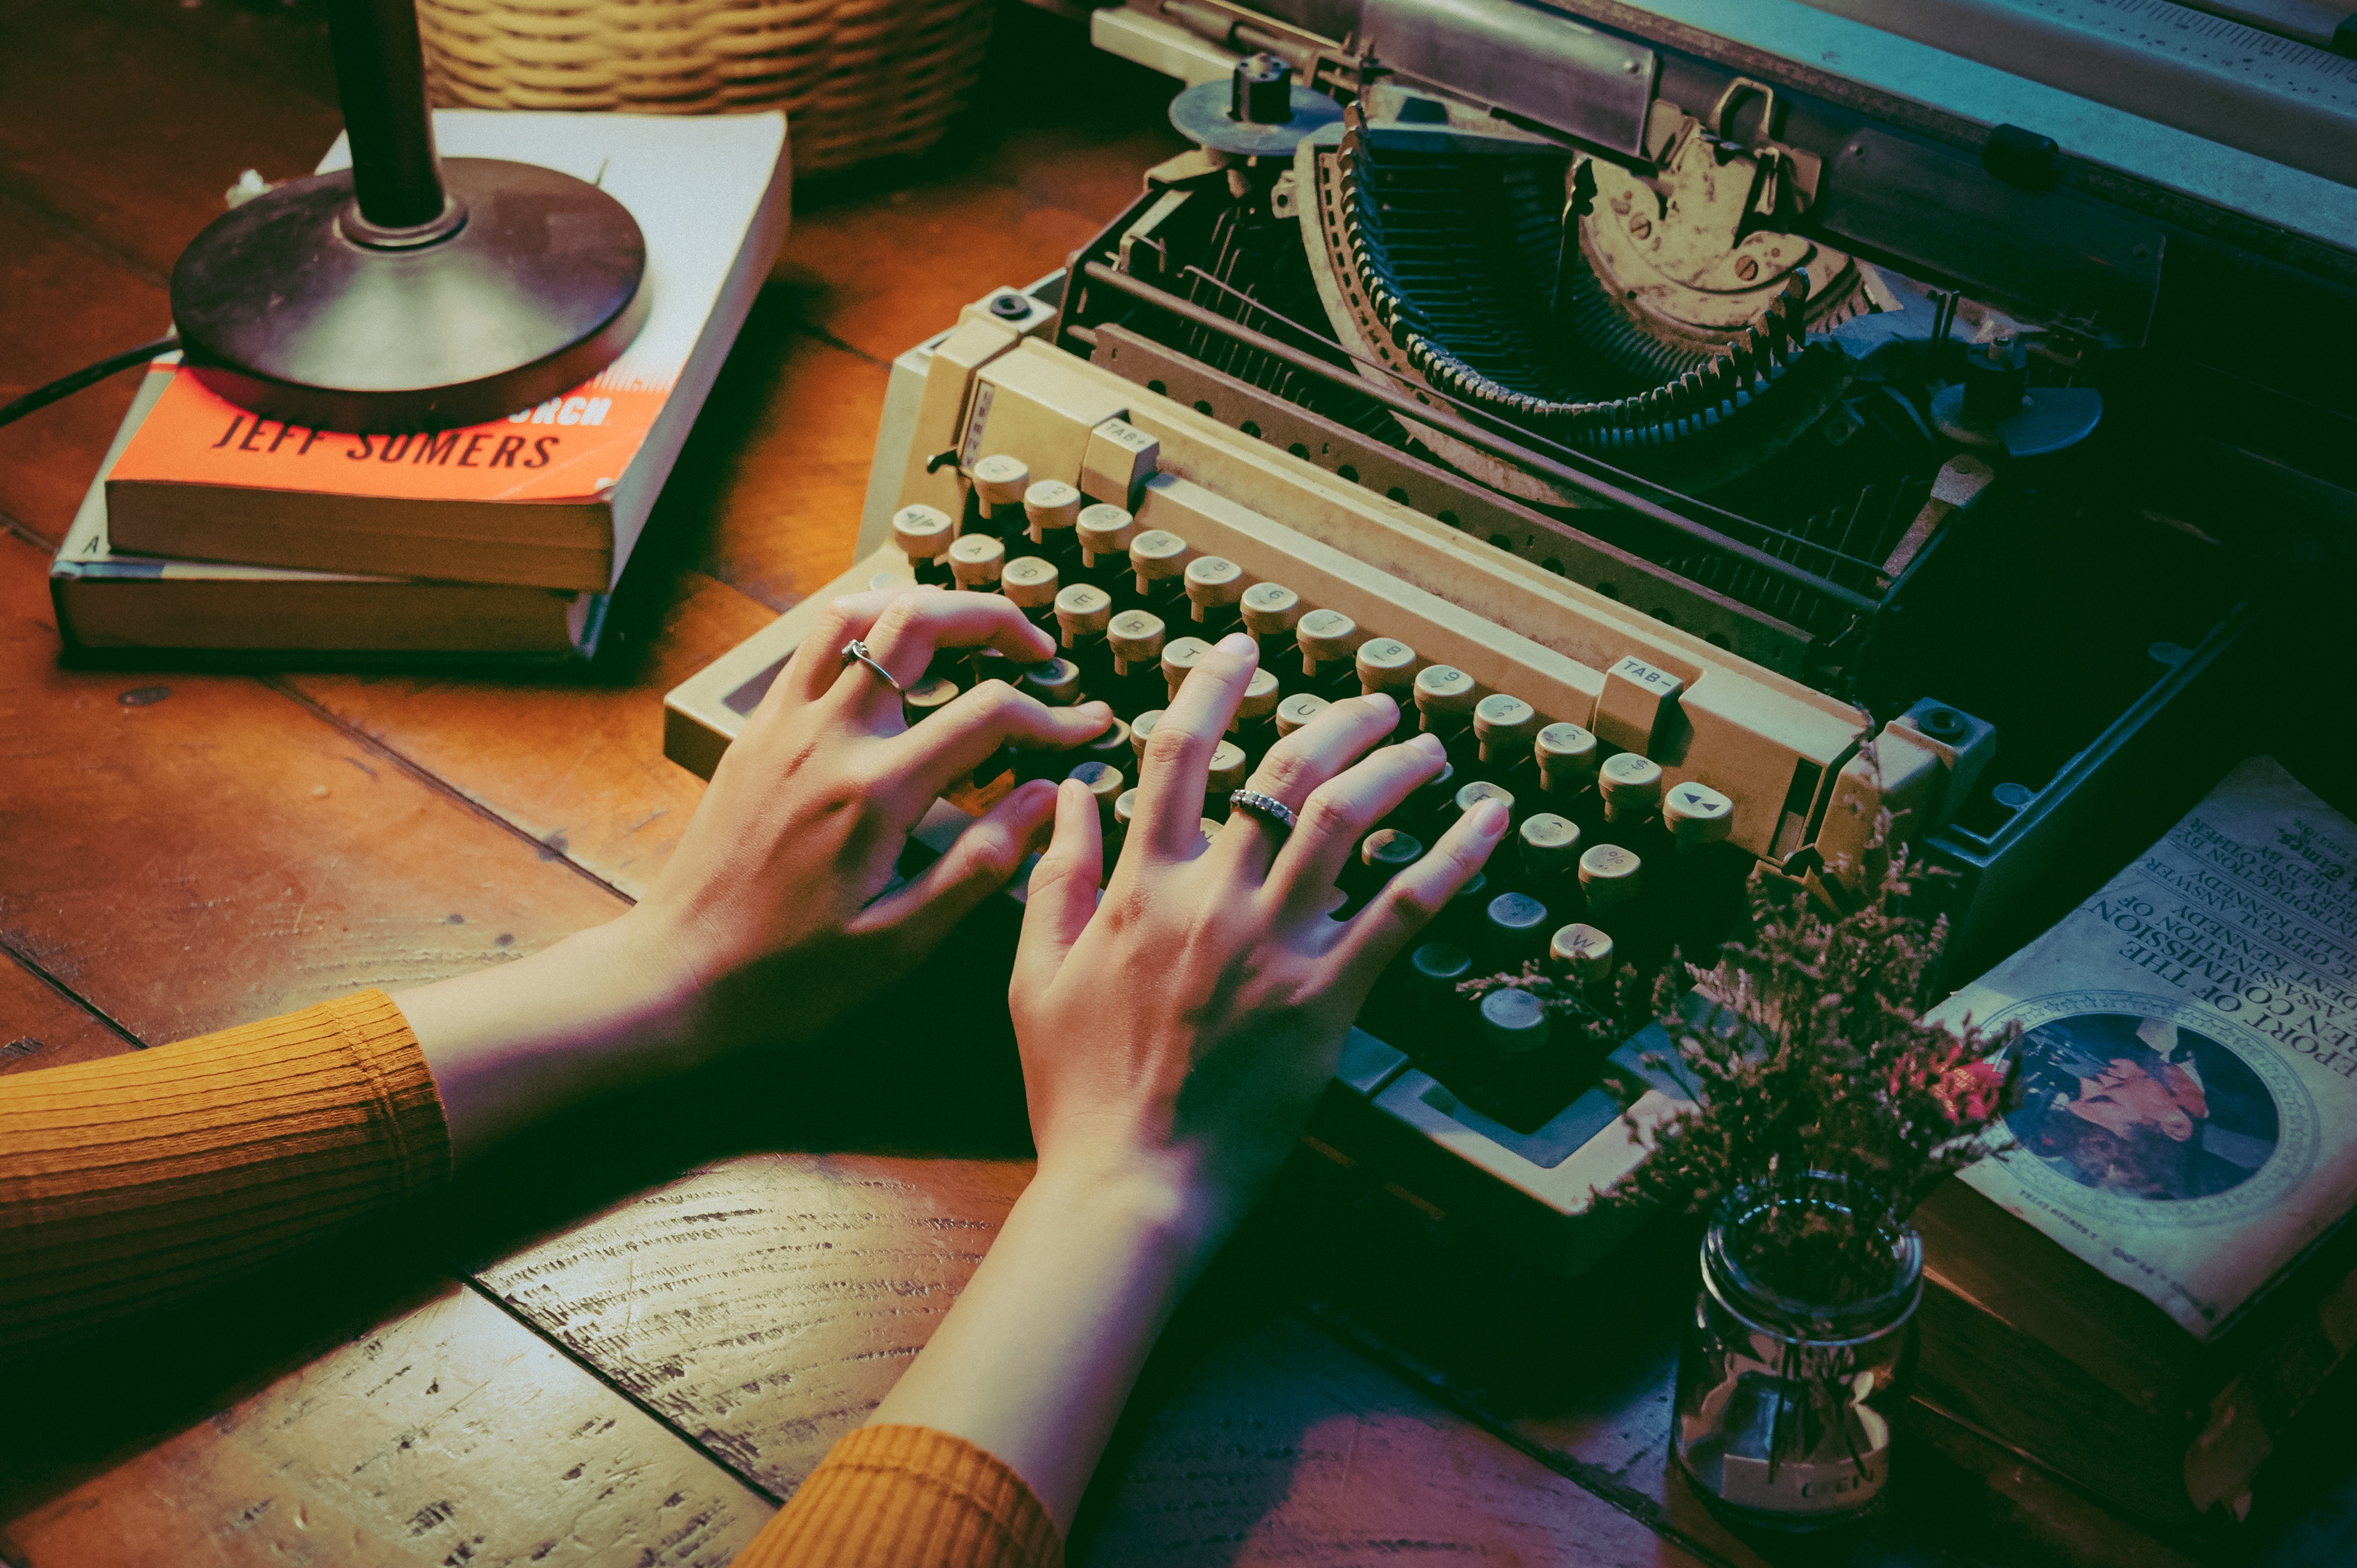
1023, 1151, 1231, 1281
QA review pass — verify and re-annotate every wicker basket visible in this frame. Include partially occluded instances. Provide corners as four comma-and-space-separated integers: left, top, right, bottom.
417, 0, 997, 174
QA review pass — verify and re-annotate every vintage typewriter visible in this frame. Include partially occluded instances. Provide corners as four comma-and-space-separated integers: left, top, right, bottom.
669, 0, 2357, 1260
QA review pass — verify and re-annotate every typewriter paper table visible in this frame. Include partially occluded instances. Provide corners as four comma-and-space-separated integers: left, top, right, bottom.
0, 4, 2348, 1566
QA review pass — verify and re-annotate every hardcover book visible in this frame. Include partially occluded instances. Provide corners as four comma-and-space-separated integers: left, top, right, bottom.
1917, 756, 2357, 1525
103, 109, 791, 591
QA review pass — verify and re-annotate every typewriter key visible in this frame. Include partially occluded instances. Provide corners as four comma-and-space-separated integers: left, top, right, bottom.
1022, 479, 1081, 544
1296, 608, 1358, 681
1484, 891, 1551, 964
902, 674, 959, 726
1273, 692, 1329, 737
1479, 988, 1550, 1057
891, 504, 954, 580
1129, 709, 1163, 767
1076, 503, 1137, 568
1578, 842, 1643, 912
971, 454, 1030, 522
1348, 826, 1423, 904
1536, 723, 1599, 795
1413, 665, 1479, 736
1107, 609, 1167, 676
1110, 787, 1139, 863
1408, 941, 1470, 1014
1130, 529, 1191, 601
1053, 583, 1113, 648
1598, 753, 1665, 824
1663, 780, 1735, 849
1001, 556, 1059, 620
1454, 779, 1515, 823
947, 532, 1005, 592
1519, 812, 1581, 876
1068, 760, 1125, 819
1240, 582, 1305, 664
1473, 694, 1541, 765
1021, 658, 1082, 706
1550, 922, 1615, 984
1083, 717, 1131, 763
1207, 740, 1249, 800
1183, 556, 1246, 626
1355, 638, 1419, 716
1231, 668, 1280, 731
1161, 636, 1213, 700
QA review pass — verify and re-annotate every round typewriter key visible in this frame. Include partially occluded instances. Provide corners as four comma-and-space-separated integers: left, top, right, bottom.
1359, 827, 1423, 886
1130, 529, 1190, 595
1207, 740, 1249, 797
1001, 555, 1059, 610
1408, 940, 1472, 1025
1022, 478, 1081, 541
1520, 812, 1581, 873
1161, 636, 1213, 699
1241, 581, 1304, 642
1129, 709, 1163, 766
1183, 556, 1246, 622
1355, 637, 1419, 698
1076, 503, 1136, 564
1413, 664, 1478, 733
1536, 723, 1599, 795
1551, 921, 1615, 984
1473, 693, 1540, 763
1578, 842, 1643, 912
891, 503, 953, 565
1485, 891, 1551, 962
1663, 779, 1735, 848
1053, 582, 1112, 647
1409, 760, 1457, 820
1110, 787, 1139, 862
869, 569, 912, 592
1114, 787, 1140, 831
1479, 988, 1551, 1056
1273, 692, 1329, 737
1231, 668, 1280, 729
1598, 752, 1665, 823
1107, 608, 1167, 674
1454, 779, 1515, 822
902, 674, 959, 725
947, 532, 1005, 591
1068, 760, 1125, 817
971, 453, 1030, 511
1021, 658, 1082, 706
1296, 607, 1358, 676
1082, 717, 1130, 764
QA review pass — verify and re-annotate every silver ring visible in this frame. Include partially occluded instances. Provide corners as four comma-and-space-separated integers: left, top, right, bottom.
840, 638, 904, 695
1229, 789, 1298, 834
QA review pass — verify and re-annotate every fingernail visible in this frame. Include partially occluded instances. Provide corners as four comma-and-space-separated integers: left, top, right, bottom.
1217, 632, 1256, 656
1409, 732, 1446, 757
1360, 692, 1397, 716
1478, 798, 1511, 833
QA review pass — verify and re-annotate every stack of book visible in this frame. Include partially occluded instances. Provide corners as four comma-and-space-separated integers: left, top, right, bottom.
52, 109, 791, 661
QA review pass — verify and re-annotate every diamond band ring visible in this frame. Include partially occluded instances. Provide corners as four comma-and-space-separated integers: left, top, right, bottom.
1228, 789, 1298, 834
839, 638, 904, 695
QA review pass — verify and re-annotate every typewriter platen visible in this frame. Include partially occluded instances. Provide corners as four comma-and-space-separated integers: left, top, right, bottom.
669, 0, 2357, 1259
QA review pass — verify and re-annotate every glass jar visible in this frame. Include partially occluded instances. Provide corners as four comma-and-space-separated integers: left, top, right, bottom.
1671, 1171, 1923, 1528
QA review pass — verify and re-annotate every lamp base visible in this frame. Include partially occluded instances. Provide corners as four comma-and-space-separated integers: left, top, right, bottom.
171, 157, 648, 432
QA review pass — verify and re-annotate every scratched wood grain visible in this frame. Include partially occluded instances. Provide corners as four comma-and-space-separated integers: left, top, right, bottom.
1, 1284, 775, 1568
0, 527, 625, 1043
0, 948, 134, 1076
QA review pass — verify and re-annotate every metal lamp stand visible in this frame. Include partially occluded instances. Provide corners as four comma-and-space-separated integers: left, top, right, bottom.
170, 0, 649, 432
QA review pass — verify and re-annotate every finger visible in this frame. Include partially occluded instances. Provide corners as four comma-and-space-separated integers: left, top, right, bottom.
853, 778, 1061, 958
1266, 731, 1449, 911
1218, 694, 1401, 881
1134, 632, 1259, 860
786, 586, 1057, 720
1011, 777, 1104, 1003
1332, 796, 1510, 973
884, 681, 1113, 804
779, 587, 916, 708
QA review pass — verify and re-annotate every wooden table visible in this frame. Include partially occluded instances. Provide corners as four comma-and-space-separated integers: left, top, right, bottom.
2, 3, 2350, 1564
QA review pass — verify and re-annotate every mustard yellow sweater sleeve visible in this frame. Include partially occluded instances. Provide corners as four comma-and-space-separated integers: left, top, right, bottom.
0, 991, 1062, 1567
0, 989, 449, 1350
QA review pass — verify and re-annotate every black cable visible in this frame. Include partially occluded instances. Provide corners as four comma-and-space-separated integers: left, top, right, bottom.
0, 334, 180, 431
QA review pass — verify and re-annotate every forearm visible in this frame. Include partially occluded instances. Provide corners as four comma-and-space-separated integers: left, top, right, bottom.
869, 1163, 1217, 1532
393, 911, 709, 1166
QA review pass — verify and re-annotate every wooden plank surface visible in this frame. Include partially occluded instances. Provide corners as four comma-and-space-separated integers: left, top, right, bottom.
0, 950, 134, 1076
2, 1285, 775, 1568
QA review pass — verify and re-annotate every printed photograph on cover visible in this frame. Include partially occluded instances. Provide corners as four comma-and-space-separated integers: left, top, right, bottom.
2005, 1013, 2279, 1203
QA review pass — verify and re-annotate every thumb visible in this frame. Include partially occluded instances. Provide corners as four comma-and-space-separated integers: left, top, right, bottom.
1012, 777, 1103, 1002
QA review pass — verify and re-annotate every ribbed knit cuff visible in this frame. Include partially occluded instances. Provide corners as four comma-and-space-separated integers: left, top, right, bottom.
736, 1425, 1062, 1568
0, 989, 451, 1350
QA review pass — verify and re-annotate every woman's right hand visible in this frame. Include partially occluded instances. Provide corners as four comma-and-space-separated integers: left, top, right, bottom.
1008, 630, 1509, 1251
